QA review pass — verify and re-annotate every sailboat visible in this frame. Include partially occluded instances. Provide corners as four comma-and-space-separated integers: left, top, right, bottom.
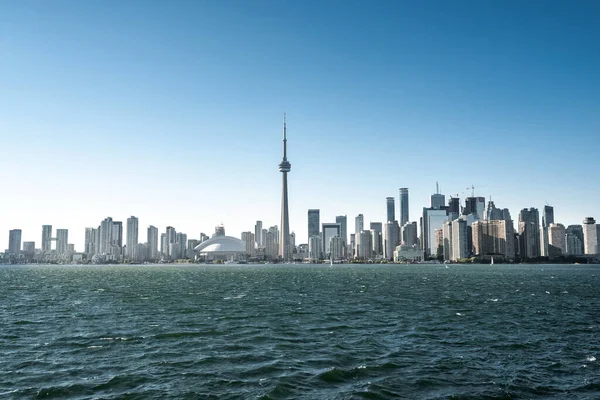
490, 256, 494, 265
330, 255, 334, 267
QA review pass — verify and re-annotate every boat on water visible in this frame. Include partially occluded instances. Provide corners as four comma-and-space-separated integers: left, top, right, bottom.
490, 256, 494, 265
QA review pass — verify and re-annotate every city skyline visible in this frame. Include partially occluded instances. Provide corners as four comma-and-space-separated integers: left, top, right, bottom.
1, 1, 599, 250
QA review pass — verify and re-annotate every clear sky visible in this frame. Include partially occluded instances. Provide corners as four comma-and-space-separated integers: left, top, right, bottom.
1, 0, 599, 250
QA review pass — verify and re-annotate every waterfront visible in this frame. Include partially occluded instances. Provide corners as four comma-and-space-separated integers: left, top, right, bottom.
1, 263, 599, 399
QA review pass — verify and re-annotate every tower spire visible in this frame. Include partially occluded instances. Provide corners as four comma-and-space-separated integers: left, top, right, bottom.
283, 112, 287, 161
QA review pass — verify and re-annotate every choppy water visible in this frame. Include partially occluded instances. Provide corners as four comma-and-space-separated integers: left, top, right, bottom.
1, 264, 599, 399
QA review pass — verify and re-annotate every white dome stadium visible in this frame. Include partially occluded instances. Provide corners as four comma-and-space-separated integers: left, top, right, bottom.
194, 236, 246, 261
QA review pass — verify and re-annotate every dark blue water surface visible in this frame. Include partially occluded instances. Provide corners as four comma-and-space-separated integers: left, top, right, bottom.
1, 263, 599, 399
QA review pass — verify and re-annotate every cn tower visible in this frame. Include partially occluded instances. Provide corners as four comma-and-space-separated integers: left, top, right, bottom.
279, 114, 291, 261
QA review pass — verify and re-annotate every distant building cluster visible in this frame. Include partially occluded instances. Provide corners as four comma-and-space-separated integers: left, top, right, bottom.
2, 120, 599, 265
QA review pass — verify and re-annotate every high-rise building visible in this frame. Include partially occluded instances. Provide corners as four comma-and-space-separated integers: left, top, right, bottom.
370, 222, 383, 256
213, 225, 224, 237
8, 229, 22, 254
278, 115, 292, 262
548, 223, 566, 257
566, 225, 584, 255
241, 232, 255, 256
112, 221, 123, 249
176, 232, 187, 259
308, 235, 322, 262
464, 197, 485, 217
160, 233, 168, 258
583, 217, 598, 255
367, 229, 378, 258
484, 200, 503, 221
23, 241, 35, 257
386, 197, 395, 222
402, 222, 418, 246
254, 221, 263, 247
56, 229, 68, 254
442, 221, 452, 262
147, 226, 159, 260
430, 183, 445, 210
448, 197, 461, 219
433, 229, 444, 258
399, 188, 409, 227
126, 216, 139, 260
42, 225, 52, 252
330, 236, 344, 261
99, 217, 113, 255
384, 221, 400, 260
540, 205, 555, 257
472, 220, 516, 260
322, 223, 341, 256
308, 209, 320, 241
265, 230, 278, 261
358, 230, 373, 260
355, 214, 364, 253
336, 215, 348, 249
422, 208, 448, 258
518, 208, 541, 259
84, 227, 96, 256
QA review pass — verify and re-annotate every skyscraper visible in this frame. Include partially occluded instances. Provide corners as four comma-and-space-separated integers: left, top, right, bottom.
518, 208, 541, 259
308, 209, 320, 241
354, 213, 364, 253
99, 217, 113, 255
464, 197, 485, 217
386, 197, 395, 222
566, 225, 584, 255
56, 229, 68, 254
548, 223, 566, 257
84, 227, 96, 256
254, 221, 263, 247
335, 215, 347, 248
42, 225, 52, 252
541, 205, 555, 257
399, 188, 409, 227
370, 222, 383, 256
279, 115, 292, 261
384, 221, 399, 260
322, 223, 341, 256
126, 216, 139, 259
8, 229, 22, 254
583, 217, 598, 255
147, 225, 159, 260
430, 183, 445, 210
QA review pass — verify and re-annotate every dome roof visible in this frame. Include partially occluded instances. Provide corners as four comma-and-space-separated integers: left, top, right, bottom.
194, 236, 246, 253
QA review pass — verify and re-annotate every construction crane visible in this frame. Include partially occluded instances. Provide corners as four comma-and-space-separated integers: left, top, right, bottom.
467, 185, 487, 198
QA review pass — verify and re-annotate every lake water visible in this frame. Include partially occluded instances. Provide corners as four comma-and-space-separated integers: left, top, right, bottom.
1, 263, 599, 399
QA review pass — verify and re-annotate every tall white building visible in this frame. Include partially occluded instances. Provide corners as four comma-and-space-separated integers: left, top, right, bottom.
384, 221, 399, 260
308, 235, 322, 262
254, 221, 263, 247
126, 216, 139, 260
583, 217, 598, 255
330, 236, 344, 261
147, 226, 159, 260
241, 231, 255, 256
442, 221, 452, 262
451, 218, 469, 261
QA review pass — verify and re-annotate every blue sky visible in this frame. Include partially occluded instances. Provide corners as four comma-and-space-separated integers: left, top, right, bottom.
1, 0, 599, 250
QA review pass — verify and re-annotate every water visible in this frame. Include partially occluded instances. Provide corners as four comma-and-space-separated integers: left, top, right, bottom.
1, 263, 599, 399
